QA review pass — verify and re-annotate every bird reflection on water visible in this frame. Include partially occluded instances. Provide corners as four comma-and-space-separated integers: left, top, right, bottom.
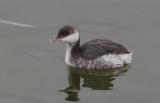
60, 65, 130, 102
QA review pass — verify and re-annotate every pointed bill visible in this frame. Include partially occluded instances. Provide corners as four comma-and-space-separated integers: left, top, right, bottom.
49, 37, 59, 43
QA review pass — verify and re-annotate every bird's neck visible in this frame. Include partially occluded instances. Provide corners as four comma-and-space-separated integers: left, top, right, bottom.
65, 39, 80, 64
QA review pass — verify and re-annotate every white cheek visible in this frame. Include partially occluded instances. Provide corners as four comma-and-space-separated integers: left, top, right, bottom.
61, 31, 79, 43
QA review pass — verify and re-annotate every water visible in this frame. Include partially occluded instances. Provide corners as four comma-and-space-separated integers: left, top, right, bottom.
0, 0, 160, 103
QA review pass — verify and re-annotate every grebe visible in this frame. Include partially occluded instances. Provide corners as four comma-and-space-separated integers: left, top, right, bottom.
50, 26, 133, 69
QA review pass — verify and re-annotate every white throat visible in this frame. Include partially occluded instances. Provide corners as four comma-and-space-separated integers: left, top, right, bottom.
65, 43, 75, 66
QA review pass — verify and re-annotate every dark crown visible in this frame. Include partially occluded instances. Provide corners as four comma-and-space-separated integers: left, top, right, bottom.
57, 25, 75, 39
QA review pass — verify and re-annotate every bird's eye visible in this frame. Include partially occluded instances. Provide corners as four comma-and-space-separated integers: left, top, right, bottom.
62, 31, 69, 36
58, 28, 70, 38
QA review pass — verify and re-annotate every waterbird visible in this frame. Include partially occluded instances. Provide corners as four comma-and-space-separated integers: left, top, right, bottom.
50, 25, 133, 69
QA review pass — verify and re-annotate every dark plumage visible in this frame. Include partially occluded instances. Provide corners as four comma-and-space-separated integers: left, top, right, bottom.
72, 39, 130, 60
57, 26, 75, 39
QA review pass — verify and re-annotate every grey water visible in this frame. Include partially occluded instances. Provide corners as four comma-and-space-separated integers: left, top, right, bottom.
0, 0, 160, 103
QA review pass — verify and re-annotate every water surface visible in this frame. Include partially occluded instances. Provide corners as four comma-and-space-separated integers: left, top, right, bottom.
0, 0, 160, 103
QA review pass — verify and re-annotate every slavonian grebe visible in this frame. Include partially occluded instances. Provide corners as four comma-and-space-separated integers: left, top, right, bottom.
51, 26, 133, 69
